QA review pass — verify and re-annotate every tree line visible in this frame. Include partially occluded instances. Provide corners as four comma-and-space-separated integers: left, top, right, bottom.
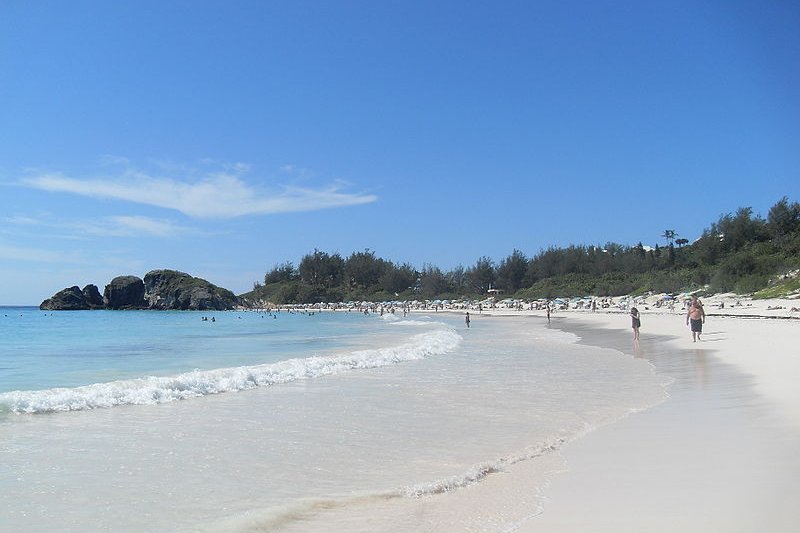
244, 196, 800, 304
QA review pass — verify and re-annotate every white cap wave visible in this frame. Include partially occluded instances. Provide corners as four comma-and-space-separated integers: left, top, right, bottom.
0, 328, 461, 414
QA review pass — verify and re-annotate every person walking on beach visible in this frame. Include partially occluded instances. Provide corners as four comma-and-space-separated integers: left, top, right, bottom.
686, 296, 705, 342
465, 312, 470, 328
630, 307, 641, 341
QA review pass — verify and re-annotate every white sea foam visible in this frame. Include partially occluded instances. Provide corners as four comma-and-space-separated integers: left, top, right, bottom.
0, 328, 461, 414
402, 436, 569, 498
380, 314, 443, 327
205, 436, 573, 532
393, 319, 446, 327
534, 328, 581, 345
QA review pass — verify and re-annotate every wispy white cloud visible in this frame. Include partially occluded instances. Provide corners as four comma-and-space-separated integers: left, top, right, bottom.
111, 215, 185, 236
21, 163, 378, 219
4, 215, 43, 226
0, 242, 81, 263
5, 211, 192, 239
75, 215, 190, 237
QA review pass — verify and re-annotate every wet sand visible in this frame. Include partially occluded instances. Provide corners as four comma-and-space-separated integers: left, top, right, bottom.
521, 312, 800, 532
238, 309, 800, 532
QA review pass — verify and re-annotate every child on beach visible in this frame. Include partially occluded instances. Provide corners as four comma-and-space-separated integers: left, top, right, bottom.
630, 307, 641, 341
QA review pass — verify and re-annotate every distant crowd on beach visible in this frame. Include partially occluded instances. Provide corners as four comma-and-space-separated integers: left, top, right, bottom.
172, 285, 800, 358
210, 290, 800, 346
269, 294, 800, 351
237, 293, 725, 316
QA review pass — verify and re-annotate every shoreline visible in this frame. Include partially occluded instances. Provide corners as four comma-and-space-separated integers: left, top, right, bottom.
258, 307, 800, 532
3, 301, 798, 531
514, 310, 800, 531
412, 303, 799, 531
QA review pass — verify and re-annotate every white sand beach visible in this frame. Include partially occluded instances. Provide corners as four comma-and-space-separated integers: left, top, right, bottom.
518, 308, 800, 532
240, 297, 800, 532
445, 297, 798, 533
2, 297, 797, 532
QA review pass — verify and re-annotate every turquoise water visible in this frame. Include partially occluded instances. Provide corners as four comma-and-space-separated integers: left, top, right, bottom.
0, 309, 667, 532
0, 307, 462, 414
0, 307, 390, 394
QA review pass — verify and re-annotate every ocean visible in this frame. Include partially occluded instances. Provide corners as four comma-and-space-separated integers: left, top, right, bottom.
0, 307, 666, 532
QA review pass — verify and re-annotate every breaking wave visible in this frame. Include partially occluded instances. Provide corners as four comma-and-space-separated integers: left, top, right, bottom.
0, 328, 461, 414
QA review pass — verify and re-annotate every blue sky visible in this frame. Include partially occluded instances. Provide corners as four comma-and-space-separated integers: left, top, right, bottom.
1, 0, 798, 304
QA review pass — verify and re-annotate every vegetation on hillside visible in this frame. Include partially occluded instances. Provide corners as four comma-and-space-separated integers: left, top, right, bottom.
242, 197, 800, 304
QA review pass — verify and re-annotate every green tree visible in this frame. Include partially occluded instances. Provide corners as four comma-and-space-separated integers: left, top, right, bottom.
380, 263, 417, 295
715, 207, 766, 253
419, 264, 448, 298
345, 249, 387, 291
446, 265, 467, 294
496, 249, 528, 293
767, 196, 800, 239
530, 247, 563, 279
264, 261, 297, 284
299, 249, 344, 289
466, 256, 496, 294
254, 195, 799, 303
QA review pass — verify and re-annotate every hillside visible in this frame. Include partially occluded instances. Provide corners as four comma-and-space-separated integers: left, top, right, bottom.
243, 197, 800, 304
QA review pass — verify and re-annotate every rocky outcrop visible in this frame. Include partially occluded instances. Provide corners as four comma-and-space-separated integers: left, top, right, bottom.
40, 286, 92, 310
143, 269, 239, 310
82, 284, 105, 308
39, 270, 239, 310
103, 276, 147, 310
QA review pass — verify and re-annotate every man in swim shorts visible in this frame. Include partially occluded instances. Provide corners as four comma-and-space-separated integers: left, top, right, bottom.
686, 296, 705, 342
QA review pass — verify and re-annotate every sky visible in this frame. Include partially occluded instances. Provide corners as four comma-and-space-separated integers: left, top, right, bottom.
1, 0, 798, 304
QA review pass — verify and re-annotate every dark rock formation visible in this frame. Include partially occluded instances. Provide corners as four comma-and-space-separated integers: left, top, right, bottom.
40, 271, 239, 311
143, 269, 239, 310
40, 286, 91, 310
103, 276, 147, 310
82, 284, 105, 309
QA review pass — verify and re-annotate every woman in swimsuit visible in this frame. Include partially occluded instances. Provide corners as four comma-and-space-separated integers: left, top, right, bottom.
630, 307, 641, 341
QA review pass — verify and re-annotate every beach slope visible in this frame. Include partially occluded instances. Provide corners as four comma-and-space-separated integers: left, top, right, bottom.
521, 310, 800, 532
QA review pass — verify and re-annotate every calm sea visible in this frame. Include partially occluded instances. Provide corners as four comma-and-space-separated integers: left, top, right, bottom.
0, 306, 666, 532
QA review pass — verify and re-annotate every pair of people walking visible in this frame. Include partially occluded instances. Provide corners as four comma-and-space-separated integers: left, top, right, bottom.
632, 295, 705, 343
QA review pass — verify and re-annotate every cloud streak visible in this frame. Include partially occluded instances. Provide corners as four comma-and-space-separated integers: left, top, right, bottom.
5, 213, 190, 239
0, 242, 81, 263
22, 167, 378, 219
76, 216, 190, 237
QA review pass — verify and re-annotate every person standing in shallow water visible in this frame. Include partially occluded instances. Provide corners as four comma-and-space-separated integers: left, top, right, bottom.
686, 296, 705, 342
630, 307, 641, 341
465, 312, 470, 328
